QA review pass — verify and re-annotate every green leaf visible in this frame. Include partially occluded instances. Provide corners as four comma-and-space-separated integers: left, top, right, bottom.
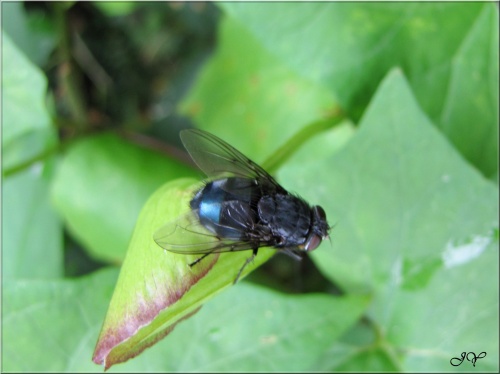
92, 178, 273, 369
278, 69, 499, 371
51, 133, 198, 263
220, 2, 498, 178
2, 31, 62, 280
439, 5, 499, 181
2, 32, 57, 172
3, 160, 63, 280
180, 16, 339, 165
2, 268, 119, 372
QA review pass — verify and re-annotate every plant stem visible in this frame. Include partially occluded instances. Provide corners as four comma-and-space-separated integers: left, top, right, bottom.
54, 2, 87, 126
262, 108, 345, 174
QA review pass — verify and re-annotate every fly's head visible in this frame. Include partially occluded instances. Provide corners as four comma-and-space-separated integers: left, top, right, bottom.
304, 206, 330, 251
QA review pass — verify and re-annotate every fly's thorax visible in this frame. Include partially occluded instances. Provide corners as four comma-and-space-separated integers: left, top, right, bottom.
257, 193, 312, 248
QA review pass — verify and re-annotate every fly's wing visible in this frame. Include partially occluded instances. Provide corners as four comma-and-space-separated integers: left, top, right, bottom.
153, 209, 271, 255
180, 129, 283, 190
155, 129, 284, 256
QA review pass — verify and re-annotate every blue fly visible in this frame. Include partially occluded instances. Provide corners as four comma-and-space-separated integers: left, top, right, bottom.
154, 129, 330, 283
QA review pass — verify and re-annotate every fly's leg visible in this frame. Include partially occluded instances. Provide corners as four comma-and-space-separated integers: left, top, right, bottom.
233, 247, 258, 284
189, 251, 214, 267
189, 240, 231, 267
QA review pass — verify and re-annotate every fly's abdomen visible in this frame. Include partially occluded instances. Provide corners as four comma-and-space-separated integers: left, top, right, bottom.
190, 178, 258, 240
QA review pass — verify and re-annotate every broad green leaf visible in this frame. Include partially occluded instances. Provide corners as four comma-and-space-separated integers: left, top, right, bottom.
440, 5, 499, 182
3, 160, 63, 280
180, 16, 339, 165
2, 32, 56, 172
2, 268, 119, 372
51, 133, 197, 263
278, 69, 499, 371
221, 3, 498, 178
2, 30, 62, 280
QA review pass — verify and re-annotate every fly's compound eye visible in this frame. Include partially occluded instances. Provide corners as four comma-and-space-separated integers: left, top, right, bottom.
304, 233, 322, 251
313, 206, 327, 221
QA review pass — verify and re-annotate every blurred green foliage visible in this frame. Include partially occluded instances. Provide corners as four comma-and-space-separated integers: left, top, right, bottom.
2, 2, 498, 372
